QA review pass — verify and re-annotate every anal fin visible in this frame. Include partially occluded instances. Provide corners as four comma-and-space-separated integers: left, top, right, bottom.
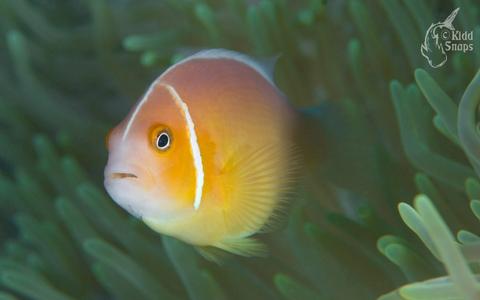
214, 237, 268, 258
195, 246, 230, 264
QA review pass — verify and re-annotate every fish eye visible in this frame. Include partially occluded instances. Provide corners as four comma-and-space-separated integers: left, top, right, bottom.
155, 130, 171, 151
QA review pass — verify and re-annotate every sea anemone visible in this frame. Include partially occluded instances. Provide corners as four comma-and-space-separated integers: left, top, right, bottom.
0, 0, 479, 299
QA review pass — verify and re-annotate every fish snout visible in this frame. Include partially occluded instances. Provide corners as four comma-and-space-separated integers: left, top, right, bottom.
109, 172, 138, 180
104, 162, 156, 190
104, 161, 142, 182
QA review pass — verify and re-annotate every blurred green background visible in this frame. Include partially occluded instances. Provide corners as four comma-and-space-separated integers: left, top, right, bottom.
1, 0, 480, 299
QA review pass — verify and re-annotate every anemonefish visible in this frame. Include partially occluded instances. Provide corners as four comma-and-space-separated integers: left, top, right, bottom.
104, 49, 299, 259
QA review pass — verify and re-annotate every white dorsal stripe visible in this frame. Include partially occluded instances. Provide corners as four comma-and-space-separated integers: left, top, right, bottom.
167, 49, 275, 85
121, 83, 157, 141
160, 83, 204, 210
123, 49, 273, 141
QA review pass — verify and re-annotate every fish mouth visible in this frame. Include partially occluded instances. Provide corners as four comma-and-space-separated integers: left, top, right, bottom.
110, 172, 138, 179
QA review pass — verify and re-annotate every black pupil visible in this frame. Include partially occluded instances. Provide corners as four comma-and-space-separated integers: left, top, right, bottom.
157, 133, 169, 148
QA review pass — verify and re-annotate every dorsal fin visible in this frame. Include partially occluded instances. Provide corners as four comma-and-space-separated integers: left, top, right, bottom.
165, 49, 279, 86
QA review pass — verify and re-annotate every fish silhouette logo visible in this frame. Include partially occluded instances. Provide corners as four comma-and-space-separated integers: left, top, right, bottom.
421, 8, 459, 68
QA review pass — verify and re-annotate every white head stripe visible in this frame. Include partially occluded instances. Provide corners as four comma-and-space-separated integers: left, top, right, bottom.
160, 83, 204, 210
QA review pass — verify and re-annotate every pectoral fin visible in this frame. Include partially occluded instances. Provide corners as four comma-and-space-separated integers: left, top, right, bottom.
218, 145, 298, 237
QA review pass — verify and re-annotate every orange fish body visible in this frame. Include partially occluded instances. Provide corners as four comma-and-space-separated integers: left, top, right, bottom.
104, 49, 297, 257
